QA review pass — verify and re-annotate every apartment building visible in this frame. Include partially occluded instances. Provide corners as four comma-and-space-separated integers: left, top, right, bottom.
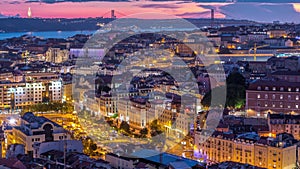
99, 91, 138, 117
5, 112, 70, 158
246, 79, 300, 117
267, 113, 300, 140
45, 47, 69, 64
195, 131, 297, 169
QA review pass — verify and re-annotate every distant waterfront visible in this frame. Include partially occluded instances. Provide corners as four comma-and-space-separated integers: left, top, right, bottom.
0, 30, 97, 40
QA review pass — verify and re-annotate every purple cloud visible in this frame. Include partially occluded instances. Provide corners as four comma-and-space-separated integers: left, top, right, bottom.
136, 4, 179, 9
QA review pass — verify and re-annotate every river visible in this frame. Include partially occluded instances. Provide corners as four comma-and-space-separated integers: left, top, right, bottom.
0, 30, 97, 40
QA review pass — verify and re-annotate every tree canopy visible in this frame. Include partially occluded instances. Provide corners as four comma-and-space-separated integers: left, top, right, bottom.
27, 102, 74, 113
120, 121, 130, 133
201, 72, 246, 109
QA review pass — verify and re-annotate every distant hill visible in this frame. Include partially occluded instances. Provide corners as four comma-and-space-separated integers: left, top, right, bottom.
0, 18, 113, 32
0, 17, 257, 33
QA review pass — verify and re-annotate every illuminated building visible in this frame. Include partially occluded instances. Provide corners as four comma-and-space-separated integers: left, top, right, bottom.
246, 80, 300, 117
45, 47, 69, 64
195, 131, 297, 169
62, 83, 72, 102
268, 113, 300, 140
127, 97, 149, 129
99, 94, 118, 117
0, 73, 62, 109
5, 112, 70, 158
267, 29, 287, 38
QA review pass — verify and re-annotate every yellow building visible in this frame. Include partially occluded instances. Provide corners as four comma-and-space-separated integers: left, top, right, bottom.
195, 131, 297, 169
45, 47, 69, 64
62, 83, 73, 102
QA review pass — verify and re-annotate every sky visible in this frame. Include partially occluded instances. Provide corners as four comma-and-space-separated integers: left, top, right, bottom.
1, 0, 300, 23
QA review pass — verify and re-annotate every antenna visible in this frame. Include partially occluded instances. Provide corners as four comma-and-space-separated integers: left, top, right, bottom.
211, 9, 214, 28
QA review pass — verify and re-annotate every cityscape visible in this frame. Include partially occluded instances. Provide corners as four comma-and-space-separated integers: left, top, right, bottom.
0, 1, 300, 169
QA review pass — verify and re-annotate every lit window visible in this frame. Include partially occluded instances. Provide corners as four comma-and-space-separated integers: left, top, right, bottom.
257, 86, 261, 90
280, 87, 284, 91
265, 94, 268, 99
257, 94, 261, 99
280, 95, 283, 99
296, 96, 299, 100
265, 87, 269, 90
288, 88, 291, 92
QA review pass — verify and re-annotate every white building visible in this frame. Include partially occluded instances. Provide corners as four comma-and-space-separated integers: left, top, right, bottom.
5, 112, 70, 158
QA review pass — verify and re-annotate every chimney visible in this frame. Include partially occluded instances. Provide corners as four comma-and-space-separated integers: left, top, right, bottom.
211, 9, 214, 28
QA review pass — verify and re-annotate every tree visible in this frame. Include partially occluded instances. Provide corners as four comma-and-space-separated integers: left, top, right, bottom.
201, 85, 226, 108
201, 72, 246, 109
120, 121, 130, 133
150, 120, 164, 136
90, 143, 97, 151
218, 47, 231, 54
226, 72, 246, 87
140, 128, 148, 137
28, 102, 74, 113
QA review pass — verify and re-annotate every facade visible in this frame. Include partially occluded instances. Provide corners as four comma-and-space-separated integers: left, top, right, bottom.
5, 112, 70, 158
246, 80, 300, 116
105, 153, 136, 169
99, 91, 138, 117
267, 29, 287, 38
99, 94, 118, 117
248, 32, 268, 43
127, 97, 149, 129
62, 82, 73, 102
38, 140, 83, 158
271, 71, 300, 83
268, 113, 300, 140
195, 131, 297, 169
266, 56, 300, 72
45, 47, 69, 63
0, 72, 62, 109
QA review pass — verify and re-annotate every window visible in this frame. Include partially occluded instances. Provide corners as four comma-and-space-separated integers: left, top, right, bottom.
265, 102, 268, 107
257, 86, 261, 90
265, 86, 269, 90
296, 104, 299, 109
296, 88, 299, 92
280, 95, 283, 99
257, 94, 261, 99
272, 94, 276, 99
273, 87, 276, 91
265, 94, 268, 99
280, 87, 284, 91
288, 88, 291, 92
296, 96, 299, 100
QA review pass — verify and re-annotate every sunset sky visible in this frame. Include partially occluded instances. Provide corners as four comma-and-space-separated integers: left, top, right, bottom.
1, 0, 300, 22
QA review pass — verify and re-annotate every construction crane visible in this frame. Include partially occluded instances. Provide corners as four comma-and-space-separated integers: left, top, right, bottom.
248, 43, 270, 61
